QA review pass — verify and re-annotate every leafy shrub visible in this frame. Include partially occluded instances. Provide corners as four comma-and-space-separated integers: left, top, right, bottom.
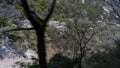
48, 53, 73, 68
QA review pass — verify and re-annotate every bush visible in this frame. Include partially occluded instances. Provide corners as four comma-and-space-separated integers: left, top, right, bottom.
48, 53, 73, 68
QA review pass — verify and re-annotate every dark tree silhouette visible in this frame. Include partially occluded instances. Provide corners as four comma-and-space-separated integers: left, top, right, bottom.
20, 0, 56, 68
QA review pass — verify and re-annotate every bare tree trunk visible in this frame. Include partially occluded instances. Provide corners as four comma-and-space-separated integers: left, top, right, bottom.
36, 27, 47, 68
78, 52, 85, 68
20, 0, 56, 68
78, 58, 82, 68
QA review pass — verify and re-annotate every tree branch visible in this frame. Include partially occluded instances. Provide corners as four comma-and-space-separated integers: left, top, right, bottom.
3, 27, 34, 33
82, 31, 95, 50
44, 0, 56, 23
20, 0, 56, 68
21, 0, 43, 26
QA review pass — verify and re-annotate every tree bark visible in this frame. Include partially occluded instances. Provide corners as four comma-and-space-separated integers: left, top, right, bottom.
20, 0, 56, 68
78, 59, 82, 68
35, 27, 47, 68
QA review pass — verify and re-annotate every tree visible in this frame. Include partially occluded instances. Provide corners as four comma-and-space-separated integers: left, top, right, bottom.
47, 0, 105, 68
20, 0, 56, 68
85, 37, 120, 68
1, 0, 56, 68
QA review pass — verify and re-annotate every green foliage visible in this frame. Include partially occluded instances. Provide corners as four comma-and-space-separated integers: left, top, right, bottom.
0, 0, 118, 68
0, 17, 8, 27
30, 0, 48, 13
53, 15, 68, 22
8, 31, 20, 42
0, 17, 13, 29
87, 6, 102, 21
86, 51, 120, 68
85, 38, 120, 68
7, 19, 13, 26
29, 65, 39, 68
48, 53, 73, 68
15, 4, 23, 10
